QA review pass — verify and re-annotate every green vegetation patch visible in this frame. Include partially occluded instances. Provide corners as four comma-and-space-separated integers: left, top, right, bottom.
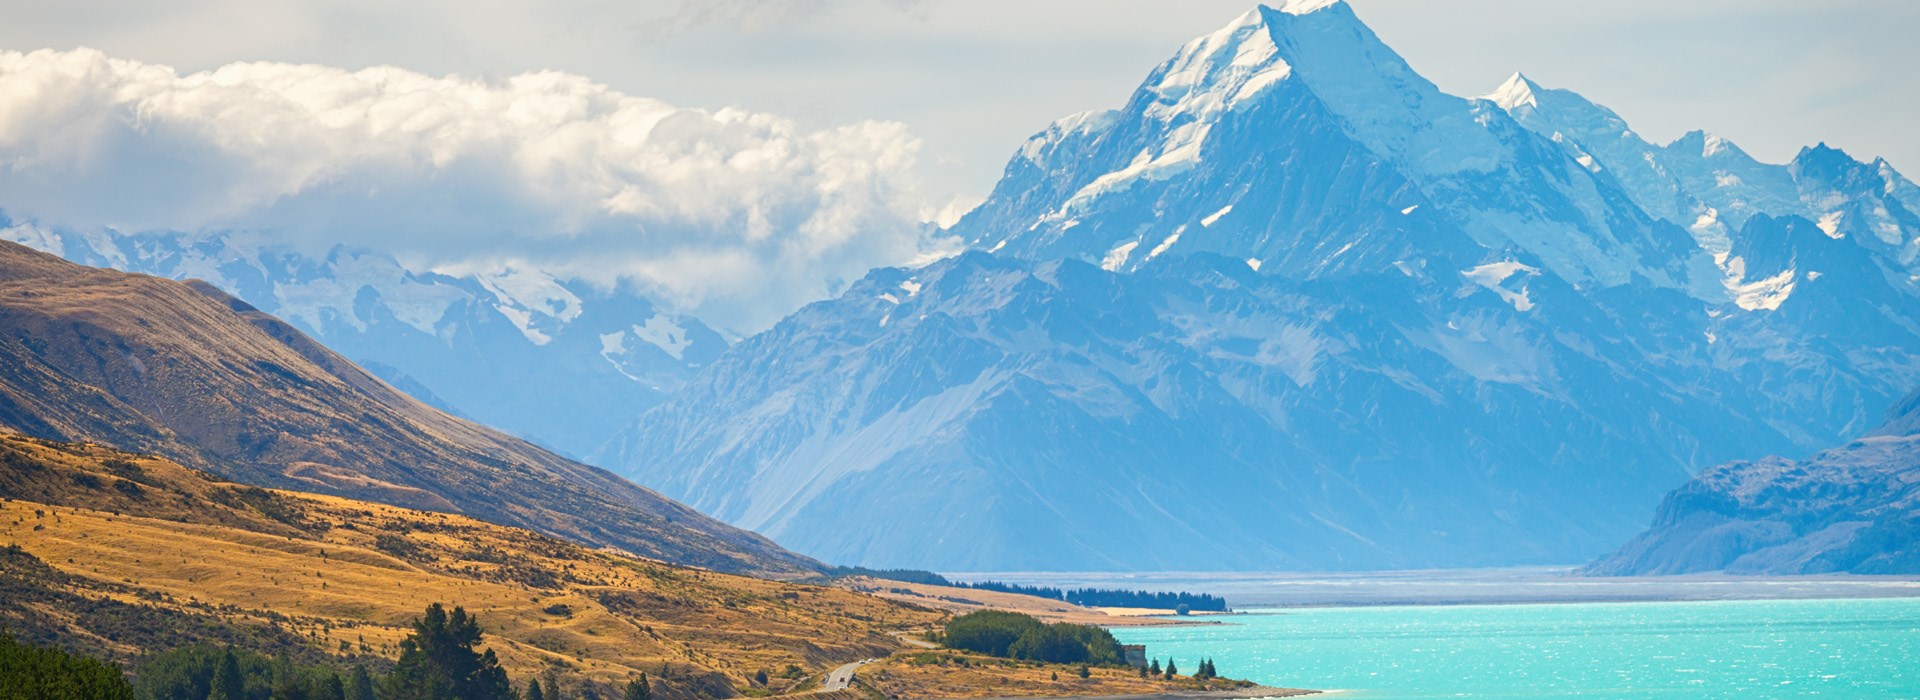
938, 611, 1125, 665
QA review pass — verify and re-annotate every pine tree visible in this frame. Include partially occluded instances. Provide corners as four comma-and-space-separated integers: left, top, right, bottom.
314, 673, 347, 700
527, 678, 546, 700
346, 667, 376, 700
272, 657, 310, 700
1077, 665, 1091, 679
624, 673, 651, 700
0, 632, 133, 699
1164, 659, 1178, 679
1137, 664, 1148, 678
208, 650, 244, 700
753, 669, 769, 686
381, 603, 514, 700
1148, 659, 1160, 676
1050, 672, 1058, 681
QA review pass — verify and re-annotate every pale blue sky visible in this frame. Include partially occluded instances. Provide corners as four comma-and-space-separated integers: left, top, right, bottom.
5, 0, 1915, 208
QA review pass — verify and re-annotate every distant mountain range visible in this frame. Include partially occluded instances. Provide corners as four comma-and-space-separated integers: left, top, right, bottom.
0, 223, 726, 460
1589, 389, 1920, 576
601, 1, 1920, 570
0, 240, 814, 577
8, 1, 1919, 574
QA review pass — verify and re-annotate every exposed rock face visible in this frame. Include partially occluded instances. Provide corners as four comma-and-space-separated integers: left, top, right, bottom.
1590, 391, 1920, 576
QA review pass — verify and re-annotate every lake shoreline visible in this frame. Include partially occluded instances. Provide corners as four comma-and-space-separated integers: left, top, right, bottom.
945, 685, 1320, 700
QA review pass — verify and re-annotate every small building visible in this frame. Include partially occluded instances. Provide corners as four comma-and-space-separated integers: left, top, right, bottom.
1122, 644, 1148, 668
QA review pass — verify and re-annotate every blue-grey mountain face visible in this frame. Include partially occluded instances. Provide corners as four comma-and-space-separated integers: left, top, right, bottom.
1589, 389, 1920, 576
602, 1, 1920, 570
0, 224, 725, 458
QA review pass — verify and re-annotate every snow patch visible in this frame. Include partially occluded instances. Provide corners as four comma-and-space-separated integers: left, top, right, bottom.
1102, 241, 1140, 272
1721, 257, 1796, 311
1145, 227, 1186, 262
473, 266, 582, 345
1461, 261, 1539, 312
494, 305, 550, 345
1276, 0, 1341, 15
1246, 257, 1263, 271
1202, 205, 1234, 228
1817, 212, 1845, 239
633, 314, 693, 360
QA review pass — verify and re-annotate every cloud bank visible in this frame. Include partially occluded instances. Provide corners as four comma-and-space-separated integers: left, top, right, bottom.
0, 48, 949, 331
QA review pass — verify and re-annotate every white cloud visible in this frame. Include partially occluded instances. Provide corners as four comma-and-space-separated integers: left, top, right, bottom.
644, 0, 924, 34
0, 47, 947, 331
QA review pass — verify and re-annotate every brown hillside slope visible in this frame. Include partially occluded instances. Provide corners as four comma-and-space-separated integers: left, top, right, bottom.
0, 433, 937, 696
0, 241, 815, 577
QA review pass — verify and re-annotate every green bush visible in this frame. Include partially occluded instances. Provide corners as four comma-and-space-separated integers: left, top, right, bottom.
0, 632, 133, 699
941, 611, 1124, 665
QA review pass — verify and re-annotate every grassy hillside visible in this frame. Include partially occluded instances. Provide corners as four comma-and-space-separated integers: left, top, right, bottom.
0, 432, 934, 696
0, 240, 814, 577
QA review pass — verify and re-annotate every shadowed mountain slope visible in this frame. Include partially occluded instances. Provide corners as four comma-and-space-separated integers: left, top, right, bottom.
1589, 390, 1920, 575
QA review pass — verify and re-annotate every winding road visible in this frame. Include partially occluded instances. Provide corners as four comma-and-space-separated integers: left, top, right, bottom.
820, 659, 872, 692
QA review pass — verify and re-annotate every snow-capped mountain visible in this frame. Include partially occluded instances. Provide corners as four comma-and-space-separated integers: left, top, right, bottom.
1489, 72, 1920, 282
956, 2, 1709, 297
2, 218, 725, 458
602, 1, 1920, 570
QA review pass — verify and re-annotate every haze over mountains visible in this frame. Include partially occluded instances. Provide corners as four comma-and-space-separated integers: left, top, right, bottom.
604, 1, 1920, 570
1, 223, 727, 459
5, 1, 1918, 574
1592, 389, 1920, 576
0, 241, 816, 577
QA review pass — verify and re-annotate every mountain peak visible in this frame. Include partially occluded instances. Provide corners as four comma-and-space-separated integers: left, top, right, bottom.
1264, 0, 1346, 16
1485, 72, 1542, 110
1669, 129, 1748, 160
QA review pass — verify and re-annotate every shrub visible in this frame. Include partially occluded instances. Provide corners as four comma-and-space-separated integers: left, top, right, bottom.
0, 632, 133, 699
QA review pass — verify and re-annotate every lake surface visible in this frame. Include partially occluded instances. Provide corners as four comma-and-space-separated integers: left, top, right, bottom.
1110, 598, 1920, 699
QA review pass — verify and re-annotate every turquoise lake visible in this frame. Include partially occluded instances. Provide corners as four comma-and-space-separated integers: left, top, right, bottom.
1110, 598, 1920, 699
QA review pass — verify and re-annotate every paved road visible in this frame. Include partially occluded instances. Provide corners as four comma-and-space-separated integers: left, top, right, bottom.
820, 659, 870, 692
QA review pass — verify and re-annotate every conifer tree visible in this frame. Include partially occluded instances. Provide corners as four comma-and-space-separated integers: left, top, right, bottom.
208, 650, 244, 700
271, 657, 309, 700
1148, 659, 1161, 676
624, 673, 652, 700
527, 678, 546, 700
1077, 665, 1091, 679
1164, 659, 1178, 679
0, 632, 133, 699
382, 603, 514, 700
347, 668, 376, 700
315, 673, 347, 700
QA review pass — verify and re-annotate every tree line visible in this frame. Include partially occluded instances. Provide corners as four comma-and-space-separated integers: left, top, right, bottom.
0, 603, 657, 700
955, 581, 1229, 612
835, 568, 1229, 612
937, 611, 1126, 665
